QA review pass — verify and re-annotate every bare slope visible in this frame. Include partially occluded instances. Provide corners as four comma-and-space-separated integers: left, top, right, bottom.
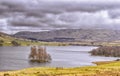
14, 29, 120, 42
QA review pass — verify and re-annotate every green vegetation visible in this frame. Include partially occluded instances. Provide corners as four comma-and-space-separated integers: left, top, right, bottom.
0, 40, 4, 46
0, 34, 69, 46
0, 61, 120, 76
11, 40, 21, 46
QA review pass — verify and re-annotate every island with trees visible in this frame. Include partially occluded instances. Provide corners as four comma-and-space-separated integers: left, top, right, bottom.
29, 46, 52, 63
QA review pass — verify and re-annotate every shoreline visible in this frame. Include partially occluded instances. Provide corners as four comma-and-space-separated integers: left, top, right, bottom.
0, 70, 14, 72
92, 60, 120, 65
0, 61, 120, 76
1, 60, 119, 72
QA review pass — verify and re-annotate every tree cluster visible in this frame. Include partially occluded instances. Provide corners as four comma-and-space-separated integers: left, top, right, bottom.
90, 46, 120, 57
29, 46, 51, 62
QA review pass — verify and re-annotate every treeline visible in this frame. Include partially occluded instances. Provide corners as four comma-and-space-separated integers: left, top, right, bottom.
90, 46, 120, 57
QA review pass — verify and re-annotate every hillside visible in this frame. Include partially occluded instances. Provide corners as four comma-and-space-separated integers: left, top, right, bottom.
0, 32, 69, 46
0, 32, 15, 46
14, 29, 120, 42
0, 32, 41, 46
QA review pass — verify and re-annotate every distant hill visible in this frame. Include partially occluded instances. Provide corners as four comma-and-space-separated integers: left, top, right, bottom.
0, 32, 36, 46
13, 29, 120, 42
0, 32, 12, 41
0, 32, 10, 36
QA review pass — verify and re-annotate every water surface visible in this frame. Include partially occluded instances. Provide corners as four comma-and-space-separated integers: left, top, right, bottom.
0, 46, 119, 71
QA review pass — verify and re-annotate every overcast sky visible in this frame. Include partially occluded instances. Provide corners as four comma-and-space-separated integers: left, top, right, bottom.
1, 0, 120, 34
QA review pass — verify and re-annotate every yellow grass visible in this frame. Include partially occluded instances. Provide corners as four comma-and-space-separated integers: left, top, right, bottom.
0, 61, 120, 76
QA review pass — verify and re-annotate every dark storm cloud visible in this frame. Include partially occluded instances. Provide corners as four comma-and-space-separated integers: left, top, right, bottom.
1, 0, 120, 17
1, 0, 120, 34
0, 0, 26, 13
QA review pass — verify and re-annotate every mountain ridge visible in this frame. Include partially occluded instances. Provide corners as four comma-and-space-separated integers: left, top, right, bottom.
13, 29, 120, 42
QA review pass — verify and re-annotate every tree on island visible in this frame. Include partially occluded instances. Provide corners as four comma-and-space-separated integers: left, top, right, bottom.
29, 46, 37, 60
29, 46, 51, 62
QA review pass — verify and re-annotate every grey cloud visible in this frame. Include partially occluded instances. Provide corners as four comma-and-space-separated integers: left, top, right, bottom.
1, 0, 120, 34
0, 1, 26, 12
1, 0, 120, 18
44, 1, 120, 12
1, 0, 120, 17
8, 16, 42, 27
108, 9, 120, 18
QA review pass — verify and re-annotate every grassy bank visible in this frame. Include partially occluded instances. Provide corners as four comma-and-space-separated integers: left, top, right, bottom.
0, 35, 69, 46
0, 61, 120, 76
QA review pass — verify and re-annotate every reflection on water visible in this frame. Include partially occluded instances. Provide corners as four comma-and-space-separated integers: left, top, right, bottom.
0, 46, 119, 71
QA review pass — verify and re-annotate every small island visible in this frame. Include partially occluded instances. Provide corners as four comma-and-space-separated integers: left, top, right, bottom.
90, 46, 120, 57
29, 46, 52, 63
